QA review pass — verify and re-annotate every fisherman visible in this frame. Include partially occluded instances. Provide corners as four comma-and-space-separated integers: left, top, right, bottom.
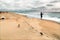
40, 12, 43, 19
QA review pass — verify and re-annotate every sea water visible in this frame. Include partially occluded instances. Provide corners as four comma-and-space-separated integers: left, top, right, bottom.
43, 13, 60, 23
17, 12, 60, 23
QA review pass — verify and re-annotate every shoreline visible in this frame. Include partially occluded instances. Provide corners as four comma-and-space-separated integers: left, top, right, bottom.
16, 13, 60, 23
41, 19, 60, 24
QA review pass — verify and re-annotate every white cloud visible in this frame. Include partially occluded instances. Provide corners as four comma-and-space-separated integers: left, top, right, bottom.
54, 2, 60, 8
0, 0, 60, 10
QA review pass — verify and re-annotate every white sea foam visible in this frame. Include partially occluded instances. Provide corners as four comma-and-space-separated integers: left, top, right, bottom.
17, 12, 60, 23
43, 16, 60, 23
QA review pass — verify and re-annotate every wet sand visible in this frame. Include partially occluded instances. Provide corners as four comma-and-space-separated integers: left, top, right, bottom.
0, 12, 60, 40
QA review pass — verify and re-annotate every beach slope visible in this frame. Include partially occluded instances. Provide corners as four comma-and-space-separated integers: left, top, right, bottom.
0, 12, 60, 40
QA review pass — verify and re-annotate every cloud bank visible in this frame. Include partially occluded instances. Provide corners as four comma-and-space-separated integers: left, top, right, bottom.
0, 0, 60, 11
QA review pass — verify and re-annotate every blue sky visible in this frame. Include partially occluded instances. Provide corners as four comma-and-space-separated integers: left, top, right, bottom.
0, 0, 60, 10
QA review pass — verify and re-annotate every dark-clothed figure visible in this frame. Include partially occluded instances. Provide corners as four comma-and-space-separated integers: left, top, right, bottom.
40, 12, 43, 19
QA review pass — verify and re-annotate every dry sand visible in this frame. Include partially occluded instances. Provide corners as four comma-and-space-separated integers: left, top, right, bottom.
0, 12, 60, 40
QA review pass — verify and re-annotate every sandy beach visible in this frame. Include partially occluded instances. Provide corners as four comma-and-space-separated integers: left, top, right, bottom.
0, 12, 60, 40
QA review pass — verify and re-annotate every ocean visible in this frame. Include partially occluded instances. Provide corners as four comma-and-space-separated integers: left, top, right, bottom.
16, 12, 60, 23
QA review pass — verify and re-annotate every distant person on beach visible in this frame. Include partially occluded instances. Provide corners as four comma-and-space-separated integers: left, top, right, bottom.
40, 12, 43, 19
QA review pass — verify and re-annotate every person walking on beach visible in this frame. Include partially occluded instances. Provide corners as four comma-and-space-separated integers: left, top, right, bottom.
40, 12, 43, 19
